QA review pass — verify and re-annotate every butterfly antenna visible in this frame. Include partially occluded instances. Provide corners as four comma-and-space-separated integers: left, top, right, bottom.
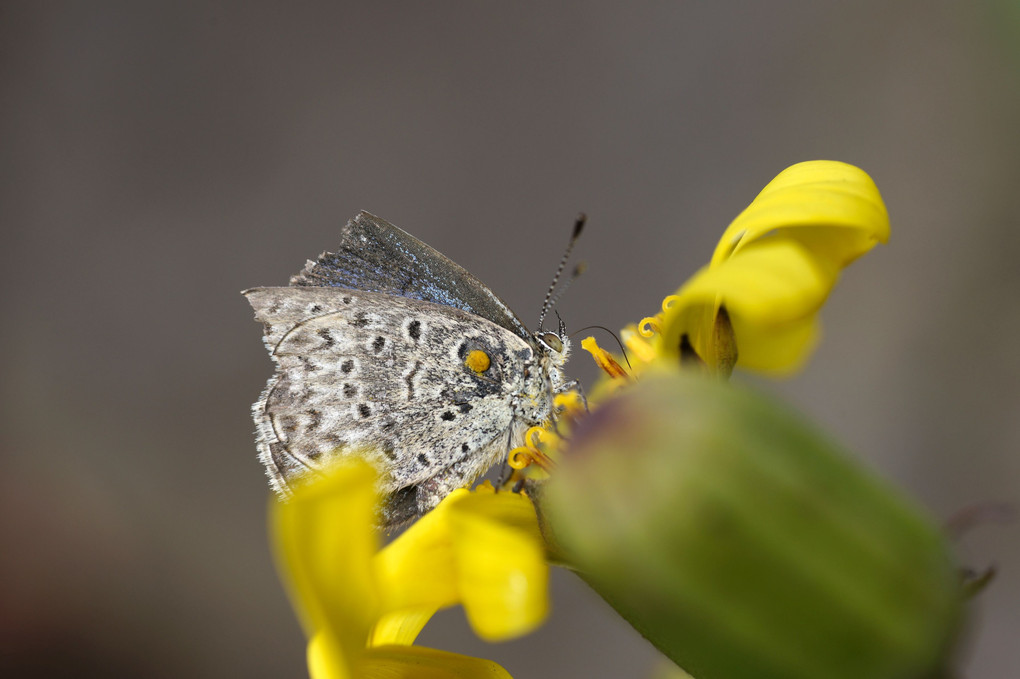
538, 213, 586, 330
545, 262, 587, 321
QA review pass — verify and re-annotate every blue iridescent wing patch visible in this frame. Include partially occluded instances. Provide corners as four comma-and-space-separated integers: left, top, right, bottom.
290, 211, 531, 341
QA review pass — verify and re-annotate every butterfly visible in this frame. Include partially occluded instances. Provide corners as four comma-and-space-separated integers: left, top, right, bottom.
244, 211, 579, 527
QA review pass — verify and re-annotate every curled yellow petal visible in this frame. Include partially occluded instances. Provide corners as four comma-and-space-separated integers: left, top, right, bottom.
373, 490, 467, 613
276, 464, 534, 679
712, 160, 889, 269
447, 491, 549, 641
369, 606, 438, 647
660, 240, 829, 373
649, 161, 889, 375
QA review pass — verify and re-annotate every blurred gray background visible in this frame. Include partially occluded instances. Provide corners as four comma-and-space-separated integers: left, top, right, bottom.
2, 2, 1018, 677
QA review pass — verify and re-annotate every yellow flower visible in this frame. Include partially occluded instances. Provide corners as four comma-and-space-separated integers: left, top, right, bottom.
585, 160, 889, 378
272, 461, 548, 679
270, 160, 891, 678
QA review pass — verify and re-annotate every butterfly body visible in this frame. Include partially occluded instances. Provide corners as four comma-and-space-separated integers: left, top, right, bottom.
245, 212, 570, 526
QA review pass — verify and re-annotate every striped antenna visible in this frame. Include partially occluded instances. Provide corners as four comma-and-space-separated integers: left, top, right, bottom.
538, 213, 586, 330
544, 261, 587, 319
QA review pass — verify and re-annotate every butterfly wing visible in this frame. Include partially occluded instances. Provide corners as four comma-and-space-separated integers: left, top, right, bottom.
244, 286, 537, 524
290, 211, 533, 342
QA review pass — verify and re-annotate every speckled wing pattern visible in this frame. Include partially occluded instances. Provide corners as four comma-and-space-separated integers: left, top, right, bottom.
244, 213, 553, 527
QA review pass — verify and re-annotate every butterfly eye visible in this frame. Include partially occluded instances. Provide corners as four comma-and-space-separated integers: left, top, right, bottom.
464, 349, 491, 373
541, 332, 563, 353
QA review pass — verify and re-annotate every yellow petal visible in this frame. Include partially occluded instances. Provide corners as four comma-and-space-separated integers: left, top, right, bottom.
272, 461, 381, 675
712, 160, 889, 270
660, 240, 830, 373
447, 491, 549, 641
308, 633, 352, 679
621, 324, 658, 365
374, 488, 549, 644
369, 606, 438, 647
360, 645, 514, 678
373, 490, 466, 613
310, 636, 513, 679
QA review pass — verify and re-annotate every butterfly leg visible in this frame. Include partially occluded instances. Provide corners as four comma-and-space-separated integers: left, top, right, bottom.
545, 379, 588, 438
556, 378, 588, 412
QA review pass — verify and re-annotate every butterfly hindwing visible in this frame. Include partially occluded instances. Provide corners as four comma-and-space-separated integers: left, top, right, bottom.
244, 287, 535, 511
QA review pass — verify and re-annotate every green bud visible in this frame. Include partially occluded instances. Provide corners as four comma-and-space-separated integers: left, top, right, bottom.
540, 374, 963, 679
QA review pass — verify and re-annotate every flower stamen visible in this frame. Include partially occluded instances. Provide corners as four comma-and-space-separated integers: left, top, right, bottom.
638, 315, 661, 337
581, 337, 629, 379
508, 426, 559, 473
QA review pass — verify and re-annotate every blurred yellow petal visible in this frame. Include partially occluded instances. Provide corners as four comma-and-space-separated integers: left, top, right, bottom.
712, 160, 889, 270
661, 240, 830, 373
272, 462, 381, 676
373, 490, 466, 612
374, 487, 549, 642
360, 645, 513, 679
308, 633, 351, 679
369, 606, 438, 646
447, 491, 549, 641
275, 466, 534, 678
621, 324, 658, 365
310, 636, 514, 679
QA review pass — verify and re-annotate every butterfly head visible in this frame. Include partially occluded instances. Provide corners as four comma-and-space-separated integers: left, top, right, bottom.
535, 328, 571, 385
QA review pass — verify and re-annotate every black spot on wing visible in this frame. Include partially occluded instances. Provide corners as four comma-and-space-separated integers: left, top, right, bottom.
277, 415, 298, 434
358, 403, 371, 418
350, 311, 369, 328
441, 411, 455, 421
325, 433, 347, 448
317, 328, 335, 348
407, 319, 421, 341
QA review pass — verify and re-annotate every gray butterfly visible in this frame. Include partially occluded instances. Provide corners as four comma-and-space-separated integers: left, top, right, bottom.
244, 212, 576, 527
